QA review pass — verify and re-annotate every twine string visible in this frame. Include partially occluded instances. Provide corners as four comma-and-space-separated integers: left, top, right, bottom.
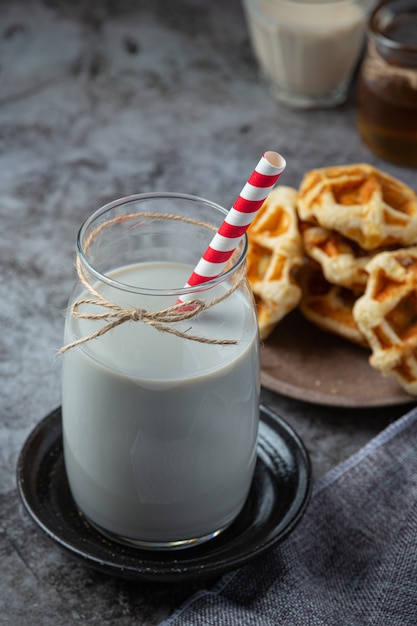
60, 212, 244, 353
365, 40, 417, 89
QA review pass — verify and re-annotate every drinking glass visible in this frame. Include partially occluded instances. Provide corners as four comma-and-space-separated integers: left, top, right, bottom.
242, 0, 374, 108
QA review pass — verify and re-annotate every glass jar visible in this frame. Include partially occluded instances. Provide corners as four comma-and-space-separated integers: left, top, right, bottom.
357, 0, 417, 166
61, 193, 260, 550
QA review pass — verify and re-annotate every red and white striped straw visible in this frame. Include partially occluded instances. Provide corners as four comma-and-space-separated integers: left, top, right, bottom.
183, 151, 286, 292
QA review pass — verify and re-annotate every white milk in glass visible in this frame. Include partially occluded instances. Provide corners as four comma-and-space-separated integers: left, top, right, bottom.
62, 261, 260, 547
243, 0, 371, 107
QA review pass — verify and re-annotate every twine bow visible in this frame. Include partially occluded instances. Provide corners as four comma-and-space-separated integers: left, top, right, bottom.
60, 253, 241, 354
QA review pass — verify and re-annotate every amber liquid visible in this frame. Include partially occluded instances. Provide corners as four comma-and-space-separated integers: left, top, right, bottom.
358, 75, 417, 167
357, 16, 417, 167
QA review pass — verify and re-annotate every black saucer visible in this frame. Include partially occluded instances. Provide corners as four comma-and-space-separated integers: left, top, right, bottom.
16, 405, 311, 582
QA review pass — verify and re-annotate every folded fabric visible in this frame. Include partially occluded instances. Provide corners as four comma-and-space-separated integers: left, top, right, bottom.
162, 406, 417, 626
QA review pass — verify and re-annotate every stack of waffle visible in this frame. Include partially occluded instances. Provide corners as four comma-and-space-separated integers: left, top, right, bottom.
246, 163, 417, 395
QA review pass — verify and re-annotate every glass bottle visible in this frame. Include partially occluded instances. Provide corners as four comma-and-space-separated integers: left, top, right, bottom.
61, 193, 260, 549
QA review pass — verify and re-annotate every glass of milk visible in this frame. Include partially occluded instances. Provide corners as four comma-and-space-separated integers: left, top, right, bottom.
242, 0, 374, 108
61, 193, 260, 549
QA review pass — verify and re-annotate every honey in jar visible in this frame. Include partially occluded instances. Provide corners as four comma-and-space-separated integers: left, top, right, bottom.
357, 0, 417, 167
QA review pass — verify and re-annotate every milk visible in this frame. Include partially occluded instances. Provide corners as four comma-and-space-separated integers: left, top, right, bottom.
243, 0, 369, 106
62, 261, 260, 546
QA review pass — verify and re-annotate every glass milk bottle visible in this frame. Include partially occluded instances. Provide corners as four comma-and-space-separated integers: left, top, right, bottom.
61, 193, 260, 549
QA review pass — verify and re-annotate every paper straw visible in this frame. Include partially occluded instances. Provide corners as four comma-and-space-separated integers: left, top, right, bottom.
182, 151, 286, 294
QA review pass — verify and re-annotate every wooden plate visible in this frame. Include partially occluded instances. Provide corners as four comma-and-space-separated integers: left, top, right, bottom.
260, 309, 416, 408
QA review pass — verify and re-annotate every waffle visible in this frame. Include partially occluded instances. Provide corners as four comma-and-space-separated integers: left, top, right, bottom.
297, 164, 417, 251
300, 221, 385, 292
353, 247, 417, 395
299, 260, 368, 347
247, 186, 303, 340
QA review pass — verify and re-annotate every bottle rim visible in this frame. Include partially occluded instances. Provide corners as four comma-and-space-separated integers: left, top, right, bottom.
76, 192, 248, 297
370, 0, 417, 62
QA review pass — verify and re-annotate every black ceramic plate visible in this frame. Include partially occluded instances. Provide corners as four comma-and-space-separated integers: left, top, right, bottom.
16, 405, 311, 582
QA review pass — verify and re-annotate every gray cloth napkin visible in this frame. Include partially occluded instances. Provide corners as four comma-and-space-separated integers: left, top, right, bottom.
162, 406, 417, 626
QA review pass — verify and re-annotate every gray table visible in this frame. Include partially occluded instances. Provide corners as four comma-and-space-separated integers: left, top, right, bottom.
1, 1, 415, 624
